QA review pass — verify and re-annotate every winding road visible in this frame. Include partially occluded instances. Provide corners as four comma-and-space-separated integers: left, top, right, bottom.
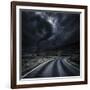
22, 57, 80, 78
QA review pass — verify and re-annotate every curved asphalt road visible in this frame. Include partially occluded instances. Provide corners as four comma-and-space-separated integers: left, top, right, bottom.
22, 57, 80, 78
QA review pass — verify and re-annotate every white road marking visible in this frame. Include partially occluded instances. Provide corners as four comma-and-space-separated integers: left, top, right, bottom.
64, 58, 79, 71
22, 59, 55, 78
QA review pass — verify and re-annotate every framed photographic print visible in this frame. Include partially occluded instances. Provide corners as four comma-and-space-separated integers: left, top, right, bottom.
11, 1, 88, 89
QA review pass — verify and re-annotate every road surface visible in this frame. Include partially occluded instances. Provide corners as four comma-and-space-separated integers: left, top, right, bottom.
22, 57, 80, 78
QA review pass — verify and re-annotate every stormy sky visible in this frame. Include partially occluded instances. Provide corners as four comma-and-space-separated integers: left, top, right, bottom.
21, 9, 80, 54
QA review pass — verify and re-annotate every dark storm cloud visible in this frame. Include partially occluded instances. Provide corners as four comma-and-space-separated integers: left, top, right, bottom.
21, 10, 80, 53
